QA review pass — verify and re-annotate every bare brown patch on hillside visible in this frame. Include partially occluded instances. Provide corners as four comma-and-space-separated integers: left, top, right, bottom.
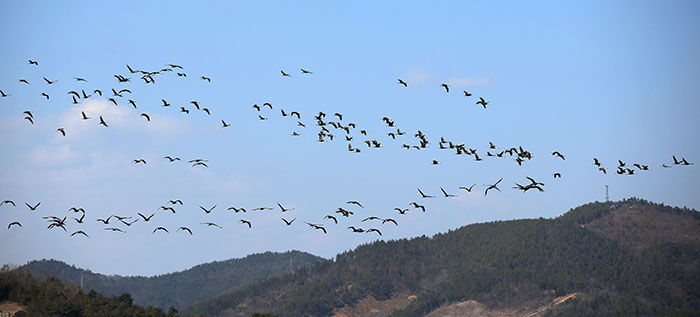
585, 204, 700, 250
332, 295, 415, 316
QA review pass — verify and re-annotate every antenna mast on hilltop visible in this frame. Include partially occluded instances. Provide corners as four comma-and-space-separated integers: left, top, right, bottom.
605, 184, 609, 202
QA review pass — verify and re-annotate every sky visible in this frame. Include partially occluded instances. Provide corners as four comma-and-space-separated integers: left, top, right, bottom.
0, 1, 699, 276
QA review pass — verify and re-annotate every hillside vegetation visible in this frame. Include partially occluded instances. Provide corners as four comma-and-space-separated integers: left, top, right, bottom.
183, 198, 700, 316
20, 250, 326, 311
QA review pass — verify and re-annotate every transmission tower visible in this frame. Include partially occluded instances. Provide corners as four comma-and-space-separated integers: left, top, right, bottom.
605, 184, 609, 202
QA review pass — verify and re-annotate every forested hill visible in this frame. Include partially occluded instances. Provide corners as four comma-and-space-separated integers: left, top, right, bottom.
183, 198, 700, 316
20, 250, 326, 311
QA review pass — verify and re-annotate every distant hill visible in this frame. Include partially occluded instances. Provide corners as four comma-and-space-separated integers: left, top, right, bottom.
0, 267, 171, 317
20, 250, 326, 311
183, 198, 700, 316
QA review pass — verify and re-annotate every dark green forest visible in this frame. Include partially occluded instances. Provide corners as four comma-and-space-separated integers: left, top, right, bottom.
183, 199, 700, 316
20, 250, 325, 310
0, 268, 176, 316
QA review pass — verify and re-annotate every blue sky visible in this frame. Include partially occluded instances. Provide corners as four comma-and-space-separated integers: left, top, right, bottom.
1, 1, 699, 276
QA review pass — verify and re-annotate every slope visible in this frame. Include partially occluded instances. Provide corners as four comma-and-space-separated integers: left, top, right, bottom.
183, 198, 700, 316
20, 250, 326, 311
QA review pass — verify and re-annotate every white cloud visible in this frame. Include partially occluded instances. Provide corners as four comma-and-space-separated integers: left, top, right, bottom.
28, 145, 78, 167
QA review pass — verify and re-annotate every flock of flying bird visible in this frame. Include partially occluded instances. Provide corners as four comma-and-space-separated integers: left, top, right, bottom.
1, 59, 695, 239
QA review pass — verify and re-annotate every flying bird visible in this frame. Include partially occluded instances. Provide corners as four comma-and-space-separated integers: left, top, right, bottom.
281, 70, 291, 77
277, 203, 294, 212
324, 215, 338, 224
201, 222, 223, 229
99, 116, 108, 127
71, 231, 89, 237
281, 218, 296, 226
163, 156, 180, 162
81, 111, 90, 120
410, 202, 426, 212
440, 187, 457, 198
300, 68, 313, 74
25, 202, 40, 211
1, 200, 16, 207
459, 184, 476, 192
201, 76, 211, 82
153, 227, 169, 234
200, 205, 216, 214
552, 151, 565, 160
346, 201, 364, 208
476, 97, 489, 108
138, 213, 154, 222
8, 222, 21, 229
417, 188, 435, 198
240, 219, 252, 228
96, 216, 112, 224
132, 159, 147, 165
28, 60, 38, 65
484, 178, 503, 196
177, 227, 193, 234
398, 79, 407, 87
441, 83, 450, 93
222, 120, 231, 128
56, 128, 66, 136
43, 77, 57, 84
140, 113, 150, 121
366, 228, 382, 236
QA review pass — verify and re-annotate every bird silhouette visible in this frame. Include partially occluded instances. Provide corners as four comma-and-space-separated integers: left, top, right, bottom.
132, 159, 147, 165
8, 222, 21, 229
1, 200, 16, 207
240, 219, 252, 228
200, 205, 216, 214
56, 128, 66, 136
105, 227, 126, 233
463, 90, 472, 97
346, 201, 364, 208
281, 70, 291, 77
28, 60, 38, 65
382, 218, 398, 225
552, 151, 565, 160
177, 227, 193, 234
324, 215, 338, 224
163, 156, 180, 162
440, 187, 457, 198
301, 68, 313, 74
99, 116, 108, 127
25, 202, 40, 211
222, 120, 231, 128
281, 218, 296, 226
394, 207, 408, 215
398, 79, 407, 87
277, 203, 294, 212
153, 227, 169, 234
43, 77, 57, 84
441, 83, 449, 93
0, 90, 11, 97
417, 188, 435, 198
476, 97, 489, 108
140, 113, 150, 121
410, 202, 426, 212
96, 216, 112, 224
41, 93, 49, 100
159, 206, 176, 213
138, 213, 154, 222
348, 226, 364, 233
553, 173, 562, 178
201, 76, 211, 82
71, 231, 89, 237
484, 178, 503, 196
304, 222, 327, 234
459, 184, 476, 192
366, 228, 382, 236
201, 222, 223, 229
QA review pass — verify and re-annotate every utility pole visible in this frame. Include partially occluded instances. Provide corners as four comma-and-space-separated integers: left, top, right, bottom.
80, 274, 84, 289
605, 184, 609, 202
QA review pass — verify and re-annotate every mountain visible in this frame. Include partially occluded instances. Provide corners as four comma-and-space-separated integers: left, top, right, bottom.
20, 250, 326, 311
0, 266, 172, 317
183, 198, 700, 316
